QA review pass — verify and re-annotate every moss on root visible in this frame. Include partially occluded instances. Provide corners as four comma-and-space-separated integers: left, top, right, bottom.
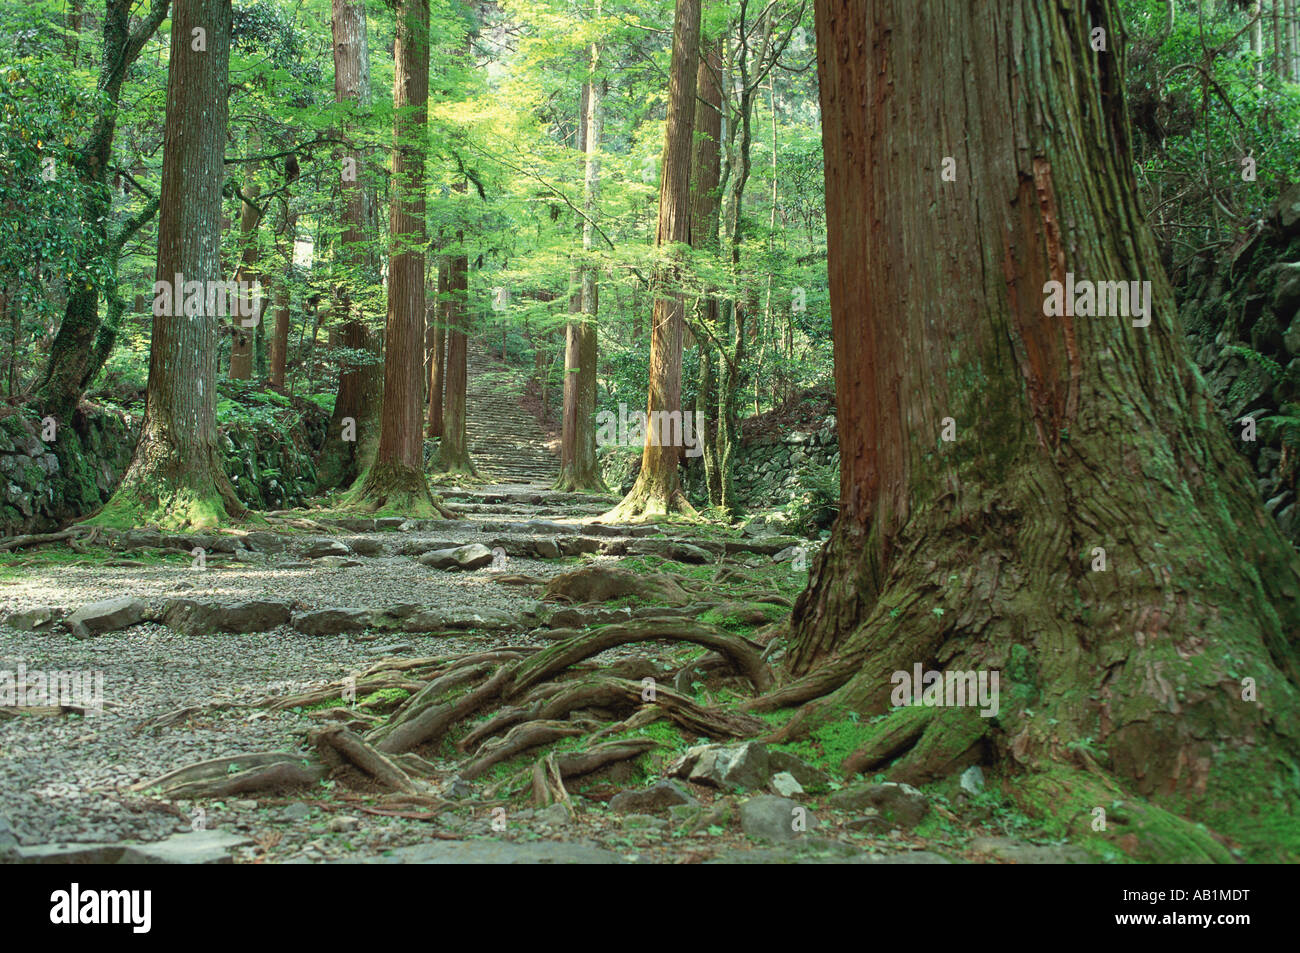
1009, 767, 1237, 864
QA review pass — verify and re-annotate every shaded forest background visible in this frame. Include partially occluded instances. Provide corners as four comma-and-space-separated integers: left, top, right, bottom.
1, 0, 1297, 535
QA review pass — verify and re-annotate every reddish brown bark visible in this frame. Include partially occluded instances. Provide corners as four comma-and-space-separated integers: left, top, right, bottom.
768, 0, 1300, 863
606, 0, 701, 520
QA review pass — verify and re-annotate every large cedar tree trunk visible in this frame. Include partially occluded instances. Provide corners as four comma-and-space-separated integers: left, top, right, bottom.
93, 0, 243, 528
605, 0, 700, 520
349, 0, 446, 513
765, 0, 1300, 863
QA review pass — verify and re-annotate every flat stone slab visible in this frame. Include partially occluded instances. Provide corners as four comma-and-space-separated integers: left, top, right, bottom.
118, 831, 252, 865
349, 840, 624, 864
705, 848, 954, 865
12, 843, 126, 864
14, 832, 252, 865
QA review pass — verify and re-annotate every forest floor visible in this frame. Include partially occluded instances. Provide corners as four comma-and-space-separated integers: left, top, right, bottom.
0, 484, 1101, 864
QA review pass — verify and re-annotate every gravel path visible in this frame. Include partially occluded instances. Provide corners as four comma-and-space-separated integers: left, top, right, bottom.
0, 510, 1023, 865
0, 514, 583, 854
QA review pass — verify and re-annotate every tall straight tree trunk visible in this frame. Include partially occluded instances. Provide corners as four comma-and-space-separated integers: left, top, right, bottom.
1289, 0, 1300, 80
691, 39, 724, 508
350, 0, 447, 513
426, 260, 446, 438
319, 0, 382, 490
557, 84, 588, 487
557, 63, 608, 492
94, 0, 243, 528
761, 0, 1300, 864
605, 0, 701, 520
436, 226, 475, 474
268, 207, 296, 388
228, 164, 260, 380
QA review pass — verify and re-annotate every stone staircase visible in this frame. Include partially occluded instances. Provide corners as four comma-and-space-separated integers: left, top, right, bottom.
464, 340, 561, 485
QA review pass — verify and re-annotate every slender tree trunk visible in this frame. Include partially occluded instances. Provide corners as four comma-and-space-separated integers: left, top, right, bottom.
228, 164, 260, 380
350, 0, 446, 513
426, 259, 446, 438
762, 0, 1300, 864
1252, 0, 1265, 86
94, 0, 243, 528
268, 212, 295, 389
691, 39, 724, 508
318, 0, 382, 490
1284, 0, 1294, 79
557, 60, 608, 492
34, 0, 170, 423
605, 0, 701, 520
436, 232, 475, 474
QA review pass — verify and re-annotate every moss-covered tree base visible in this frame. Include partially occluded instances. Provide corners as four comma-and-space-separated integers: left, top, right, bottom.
85, 441, 245, 531
553, 468, 608, 495
602, 475, 698, 523
343, 459, 454, 518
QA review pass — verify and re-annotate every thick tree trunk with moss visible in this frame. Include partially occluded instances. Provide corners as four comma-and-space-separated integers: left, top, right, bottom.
349, 0, 446, 514
93, 0, 243, 529
318, 0, 382, 490
605, 0, 700, 521
763, 0, 1300, 863
556, 74, 607, 493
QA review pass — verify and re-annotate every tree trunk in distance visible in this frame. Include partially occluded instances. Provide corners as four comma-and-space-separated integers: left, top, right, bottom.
436, 228, 476, 475
318, 0, 382, 491
557, 68, 608, 493
268, 208, 296, 388
426, 258, 446, 438
228, 162, 260, 380
604, 0, 701, 521
691, 38, 723, 508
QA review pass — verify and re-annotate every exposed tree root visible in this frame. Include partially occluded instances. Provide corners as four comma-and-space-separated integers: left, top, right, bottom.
134, 753, 325, 798
0, 527, 96, 552
372, 668, 512, 754
343, 459, 456, 518
311, 725, 423, 794
530, 738, 662, 806
543, 565, 698, 606
508, 620, 773, 694
461, 720, 590, 780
